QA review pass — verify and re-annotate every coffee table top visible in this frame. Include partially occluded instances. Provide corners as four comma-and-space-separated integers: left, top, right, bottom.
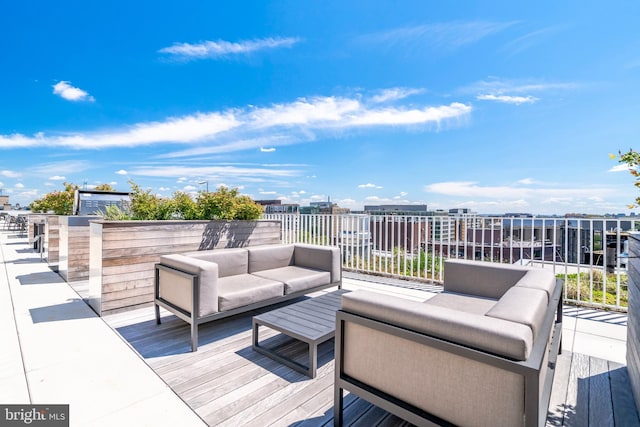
253, 289, 350, 343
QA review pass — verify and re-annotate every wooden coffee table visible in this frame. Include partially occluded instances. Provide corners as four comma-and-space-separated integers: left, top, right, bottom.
252, 289, 350, 378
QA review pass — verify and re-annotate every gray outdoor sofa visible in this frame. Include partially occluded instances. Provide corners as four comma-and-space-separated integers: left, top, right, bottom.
155, 243, 342, 351
334, 259, 563, 427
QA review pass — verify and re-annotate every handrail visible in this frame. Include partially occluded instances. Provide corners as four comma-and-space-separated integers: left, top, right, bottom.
264, 213, 635, 311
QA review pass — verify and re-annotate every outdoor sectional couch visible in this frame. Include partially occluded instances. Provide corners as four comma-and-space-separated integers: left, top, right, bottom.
334, 259, 563, 427
155, 243, 341, 351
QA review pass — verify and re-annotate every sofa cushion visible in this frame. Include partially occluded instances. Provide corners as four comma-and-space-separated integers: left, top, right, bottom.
252, 266, 331, 294
293, 244, 342, 283
217, 274, 284, 311
342, 290, 533, 360
444, 259, 527, 299
514, 269, 557, 303
184, 249, 248, 278
158, 254, 219, 316
248, 245, 295, 273
485, 286, 548, 339
424, 291, 497, 315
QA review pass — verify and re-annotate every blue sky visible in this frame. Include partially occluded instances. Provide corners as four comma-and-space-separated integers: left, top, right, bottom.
1, 1, 639, 215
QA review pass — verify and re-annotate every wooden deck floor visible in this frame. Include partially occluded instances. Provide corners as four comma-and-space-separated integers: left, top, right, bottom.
103, 280, 640, 427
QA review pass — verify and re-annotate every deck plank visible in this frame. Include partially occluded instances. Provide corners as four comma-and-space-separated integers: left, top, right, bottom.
609, 361, 640, 426
103, 280, 638, 427
589, 356, 614, 426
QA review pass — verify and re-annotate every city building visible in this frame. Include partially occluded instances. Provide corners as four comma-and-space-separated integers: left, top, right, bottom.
255, 199, 300, 214
0, 194, 9, 210
364, 204, 428, 215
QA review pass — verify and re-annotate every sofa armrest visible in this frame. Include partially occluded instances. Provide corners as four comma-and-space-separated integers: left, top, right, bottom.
293, 244, 341, 283
341, 289, 533, 360
157, 254, 219, 317
444, 259, 529, 299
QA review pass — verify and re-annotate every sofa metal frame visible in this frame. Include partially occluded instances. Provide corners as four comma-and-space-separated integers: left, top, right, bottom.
154, 263, 341, 351
334, 279, 563, 427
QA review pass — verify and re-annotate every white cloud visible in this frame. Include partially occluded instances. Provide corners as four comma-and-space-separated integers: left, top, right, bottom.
1, 170, 21, 178
360, 21, 518, 51
260, 191, 278, 195
260, 147, 276, 153
15, 183, 24, 188
477, 94, 538, 105
358, 183, 383, 189
517, 178, 535, 185
115, 169, 128, 175
370, 88, 424, 103
131, 165, 299, 181
364, 196, 395, 203
49, 175, 66, 181
502, 26, 564, 56
465, 78, 578, 95
159, 37, 301, 60
53, 81, 95, 102
347, 102, 471, 126
424, 180, 618, 210
608, 164, 632, 172
0, 93, 471, 152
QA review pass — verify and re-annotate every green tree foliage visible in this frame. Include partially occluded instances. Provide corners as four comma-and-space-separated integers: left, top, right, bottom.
128, 181, 163, 220
172, 191, 199, 220
29, 182, 79, 214
196, 186, 263, 220
94, 183, 115, 191
613, 149, 640, 208
128, 181, 263, 221
31, 180, 263, 221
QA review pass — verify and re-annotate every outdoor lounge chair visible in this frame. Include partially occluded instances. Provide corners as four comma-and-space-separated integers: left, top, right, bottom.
334, 259, 563, 427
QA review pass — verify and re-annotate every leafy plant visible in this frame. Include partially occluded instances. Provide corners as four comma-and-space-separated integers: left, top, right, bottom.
195, 186, 262, 220
101, 204, 131, 220
611, 149, 640, 208
29, 182, 78, 215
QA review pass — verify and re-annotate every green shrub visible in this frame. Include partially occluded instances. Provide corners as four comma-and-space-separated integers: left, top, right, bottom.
30, 182, 78, 215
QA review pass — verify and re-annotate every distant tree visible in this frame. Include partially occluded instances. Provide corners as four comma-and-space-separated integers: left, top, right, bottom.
613, 149, 640, 208
94, 183, 115, 191
196, 186, 263, 220
29, 182, 78, 215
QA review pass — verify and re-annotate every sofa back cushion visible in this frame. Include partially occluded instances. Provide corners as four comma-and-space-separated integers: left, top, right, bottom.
248, 244, 295, 273
293, 244, 341, 283
184, 248, 248, 278
514, 269, 557, 303
444, 259, 528, 299
342, 290, 533, 361
485, 286, 548, 339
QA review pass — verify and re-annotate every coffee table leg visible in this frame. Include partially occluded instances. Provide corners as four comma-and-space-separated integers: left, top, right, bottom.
309, 342, 318, 378
252, 319, 259, 350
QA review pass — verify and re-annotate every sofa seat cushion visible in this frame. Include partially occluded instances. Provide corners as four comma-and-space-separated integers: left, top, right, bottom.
252, 266, 331, 294
217, 274, 284, 311
485, 287, 548, 339
424, 291, 497, 315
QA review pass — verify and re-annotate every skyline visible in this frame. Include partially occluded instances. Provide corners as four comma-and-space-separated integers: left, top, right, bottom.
1, 1, 639, 215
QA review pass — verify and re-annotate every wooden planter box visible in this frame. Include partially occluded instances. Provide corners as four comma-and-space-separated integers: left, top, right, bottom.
88, 219, 282, 316
45, 215, 60, 271
628, 233, 640, 413
58, 216, 100, 281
